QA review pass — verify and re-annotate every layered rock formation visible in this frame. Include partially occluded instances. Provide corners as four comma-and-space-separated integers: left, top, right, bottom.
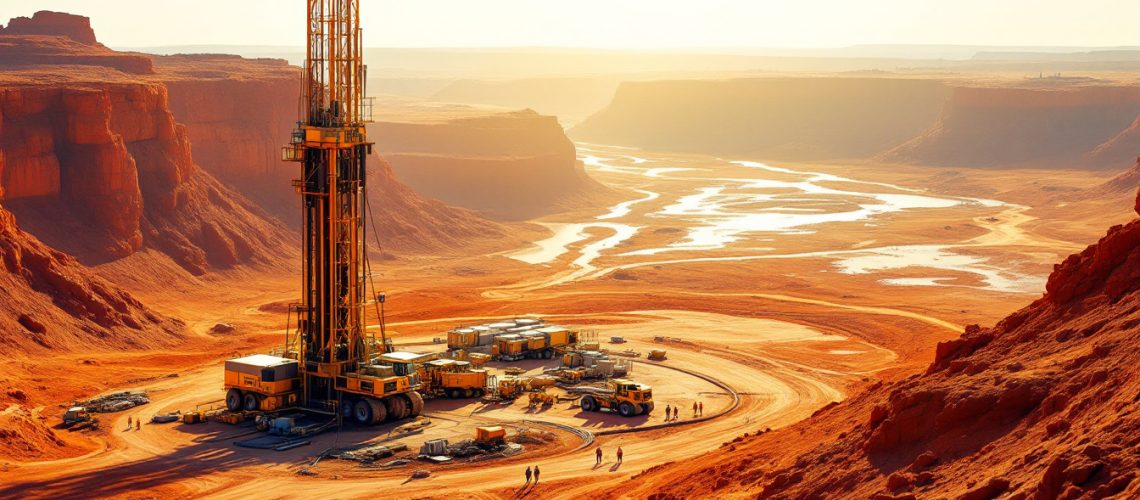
572, 78, 952, 161
374, 108, 614, 220
0, 10, 98, 45
573, 77, 1140, 169
883, 86, 1140, 168
615, 192, 1140, 499
0, 12, 289, 274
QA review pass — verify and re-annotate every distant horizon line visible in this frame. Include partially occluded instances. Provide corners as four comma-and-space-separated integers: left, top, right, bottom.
113, 43, 1140, 53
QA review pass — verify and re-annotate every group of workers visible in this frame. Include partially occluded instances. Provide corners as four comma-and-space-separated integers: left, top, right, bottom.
662, 401, 703, 421
125, 415, 141, 431
594, 444, 623, 466
523, 465, 541, 485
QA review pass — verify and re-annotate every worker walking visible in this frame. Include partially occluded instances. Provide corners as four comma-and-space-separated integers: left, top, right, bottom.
525, 466, 532, 484
664, 405, 671, 421
692, 401, 698, 417
533, 465, 541, 483
595, 446, 603, 465
699, 401, 704, 417
616, 446, 624, 464
136, 419, 141, 431
126, 415, 132, 430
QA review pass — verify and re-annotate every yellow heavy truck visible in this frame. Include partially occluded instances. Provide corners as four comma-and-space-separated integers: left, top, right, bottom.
417, 358, 489, 399
493, 325, 578, 361
224, 354, 301, 412
579, 379, 654, 417
223, 352, 424, 424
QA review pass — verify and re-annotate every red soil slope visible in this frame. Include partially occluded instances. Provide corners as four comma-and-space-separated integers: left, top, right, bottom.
618, 192, 1140, 499
0, 204, 180, 353
1086, 116, 1140, 168
375, 108, 615, 220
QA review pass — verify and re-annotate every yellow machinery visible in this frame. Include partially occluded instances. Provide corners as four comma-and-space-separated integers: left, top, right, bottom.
416, 358, 489, 399
528, 390, 555, 408
493, 325, 578, 361
224, 354, 300, 412
490, 376, 530, 400
223, 0, 423, 426
579, 379, 654, 417
475, 425, 506, 445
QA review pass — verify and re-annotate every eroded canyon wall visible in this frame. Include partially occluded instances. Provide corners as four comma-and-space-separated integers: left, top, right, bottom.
882, 85, 1140, 168
574, 77, 1140, 169
572, 77, 953, 161
0, 14, 288, 274
374, 109, 614, 220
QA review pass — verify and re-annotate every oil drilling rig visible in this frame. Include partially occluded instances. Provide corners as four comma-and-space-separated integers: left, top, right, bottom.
222, 0, 423, 425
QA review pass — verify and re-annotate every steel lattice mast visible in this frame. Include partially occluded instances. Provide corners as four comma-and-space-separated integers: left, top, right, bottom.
283, 0, 373, 406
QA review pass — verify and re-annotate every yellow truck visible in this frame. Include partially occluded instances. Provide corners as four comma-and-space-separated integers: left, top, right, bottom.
224, 354, 301, 412
579, 379, 654, 417
417, 358, 489, 399
493, 325, 579, 361
224, 353, 424, 424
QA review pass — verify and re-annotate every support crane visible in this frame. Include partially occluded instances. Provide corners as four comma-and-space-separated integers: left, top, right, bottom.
223, 0, 423, 425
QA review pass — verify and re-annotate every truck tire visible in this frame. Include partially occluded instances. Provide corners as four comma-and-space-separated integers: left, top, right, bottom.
642, 403, 654, 414
406, 391, 424, 417
447, 388, 461, 399
226, 389, 243, 411
581, 395, 598, 412
465, 388, 475, 398
340, 399, 354, 419
354, 398, 386, 424
243, 392, 261, 411
385, 396, 408, 421
618, 402, 636, 417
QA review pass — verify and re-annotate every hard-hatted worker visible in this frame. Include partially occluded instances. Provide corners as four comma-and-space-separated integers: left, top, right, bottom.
699, 401, 704, 417
533, 465, 541, 483
596, 445, 603, 465
525, 466, 532, 484
692, 401, 698, 417
616, 446, 624, 464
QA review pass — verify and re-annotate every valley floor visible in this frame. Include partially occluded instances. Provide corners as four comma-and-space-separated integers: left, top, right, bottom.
1, 144, 1131, 498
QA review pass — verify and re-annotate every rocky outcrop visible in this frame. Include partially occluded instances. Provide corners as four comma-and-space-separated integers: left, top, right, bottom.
375, 109, 614, 220
0, 11, 98, 45
571, 78, 951, 160
881, 86, 1140, 168
610, 191, 1140, 499
0, 203, 181, 352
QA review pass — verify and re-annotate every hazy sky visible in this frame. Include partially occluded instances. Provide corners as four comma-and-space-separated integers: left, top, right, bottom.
2, 1, 1138, 49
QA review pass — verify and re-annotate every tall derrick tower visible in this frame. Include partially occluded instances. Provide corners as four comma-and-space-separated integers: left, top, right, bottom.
284, 0, 373, 405
225, 0, 420, 424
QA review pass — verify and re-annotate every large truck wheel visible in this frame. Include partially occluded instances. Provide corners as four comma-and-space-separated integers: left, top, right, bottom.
642, 403, 654, 415
618, 402, 636, 417
243, 392, 261, 411
226, 389, 243, 411
581, 395, 598, 412
385, 396, 408, 421
447, 388, 461, 399
406, 391, 424, 417
353, 398, 383, 424
465, 388, 475, 398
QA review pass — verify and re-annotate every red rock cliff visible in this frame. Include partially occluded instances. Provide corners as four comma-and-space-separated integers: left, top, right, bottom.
0, 15, 289, 274
0, 11, 98, 45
